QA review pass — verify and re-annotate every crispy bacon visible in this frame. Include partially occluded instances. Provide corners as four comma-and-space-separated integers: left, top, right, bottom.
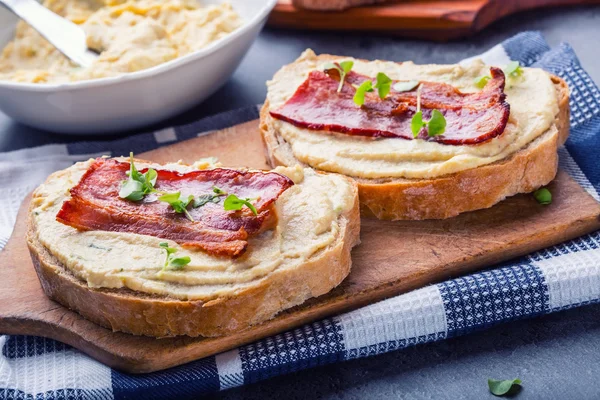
56, 158, 294, 257
269, 67, 510, 145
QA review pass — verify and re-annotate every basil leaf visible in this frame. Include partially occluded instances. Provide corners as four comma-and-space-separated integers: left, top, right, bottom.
504, 61, 522, 77
353, 80, 373, 106
488, 378, 522, 396
534, 188, 552, 205
474, 75, 490, 88
340, 60, 354, 74
411, 111, 425, 137
224, 194, 258, 215
374, 72, 392, 99
392, 80, 419, 93
427, 110, 447, 136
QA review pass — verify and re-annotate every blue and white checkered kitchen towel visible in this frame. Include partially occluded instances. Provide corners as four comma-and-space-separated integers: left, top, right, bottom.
1, 31, 599, 399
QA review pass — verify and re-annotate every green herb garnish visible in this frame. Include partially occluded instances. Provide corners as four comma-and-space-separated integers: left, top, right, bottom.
474, 75, 491, 89
119, 152, 158, 201
353, 80, 373, 106
374, 72, 392, 99
392, 80, 419, 93
223, 194, 258, 215
324, 60, 354, 93
193, 186, 227, 208
159, 242, 191, 272
410, 85, 447, 137
504, 60, 523, 77
533, 188, 552, 205
475, 61, 523, 89
353, 72, 393, 106
488, 378, 522, 397
158, 192, 195, 221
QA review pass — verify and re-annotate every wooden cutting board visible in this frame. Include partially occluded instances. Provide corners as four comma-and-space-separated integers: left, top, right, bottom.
268, 0, 600, 41
1, 119, 600, 373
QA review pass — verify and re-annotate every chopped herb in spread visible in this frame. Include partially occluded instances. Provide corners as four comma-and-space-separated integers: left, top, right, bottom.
119, 152, 157, 201
411, 85, 447, 137
224, 194, 258, 215
534, 188, 552, 205
159, 242, 191, 272
324, 60, 354, 93
488, 378, 522, 397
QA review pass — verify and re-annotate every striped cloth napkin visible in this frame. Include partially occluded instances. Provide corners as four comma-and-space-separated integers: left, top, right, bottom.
1, 31, 599, 400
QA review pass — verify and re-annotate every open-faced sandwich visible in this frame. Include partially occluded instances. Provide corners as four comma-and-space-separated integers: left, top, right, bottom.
27, 156, 360, 337
261, 50, 569, 220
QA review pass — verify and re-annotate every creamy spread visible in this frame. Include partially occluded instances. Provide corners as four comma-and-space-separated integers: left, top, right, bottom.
30, 159, 355, 300
0, 0, 242, 83
267, 50, 560, 180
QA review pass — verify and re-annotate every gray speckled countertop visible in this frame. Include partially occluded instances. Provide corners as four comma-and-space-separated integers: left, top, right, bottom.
2, 5, 600, 399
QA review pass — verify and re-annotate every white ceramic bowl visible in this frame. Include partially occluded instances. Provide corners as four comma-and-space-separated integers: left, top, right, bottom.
0, 0, 276, 134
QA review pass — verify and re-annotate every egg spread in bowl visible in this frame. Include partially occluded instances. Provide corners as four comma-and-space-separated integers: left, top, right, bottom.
0, 0, 243, 83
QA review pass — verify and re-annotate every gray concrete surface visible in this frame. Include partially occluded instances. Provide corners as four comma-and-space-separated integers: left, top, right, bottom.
1, 4, 599, 399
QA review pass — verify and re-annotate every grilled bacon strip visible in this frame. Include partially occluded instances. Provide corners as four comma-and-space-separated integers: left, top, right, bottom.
270, 67, 510, 145
56, 158, 294, 257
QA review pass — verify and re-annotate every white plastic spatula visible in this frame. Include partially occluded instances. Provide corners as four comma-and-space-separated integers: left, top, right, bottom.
0, 0, 98, 68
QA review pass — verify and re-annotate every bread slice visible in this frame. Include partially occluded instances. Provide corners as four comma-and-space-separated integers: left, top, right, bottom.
292, 0, 389, 11
260, 54, 570, 220
27, 162, 360, 338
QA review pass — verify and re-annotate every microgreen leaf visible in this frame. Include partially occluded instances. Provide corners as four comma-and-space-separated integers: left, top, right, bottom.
119, 152, 157, 201
158, 192, 195, 221
534, 188, 552, 205
213, 186, 227, 195
474, 75, 491, 88
504, 60, 522, 77
374, 72, 392, 99
427, 109, 447, 136
392, 80, 419, 93
159, 242, 191, 272
411, 111, 425, 138
223, 194, 258, 215
324, 61, 354, 93
488, 378, 522, 397
353, 80, 373, 106
340, 60, 354, 74
410, 84, 446, 138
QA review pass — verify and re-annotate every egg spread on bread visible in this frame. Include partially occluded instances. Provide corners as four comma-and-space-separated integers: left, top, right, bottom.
266, 49, 560, 180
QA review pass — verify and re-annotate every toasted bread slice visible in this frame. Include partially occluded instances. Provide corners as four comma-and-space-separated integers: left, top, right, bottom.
261, 54, 569, 220
27, 162, 360, 338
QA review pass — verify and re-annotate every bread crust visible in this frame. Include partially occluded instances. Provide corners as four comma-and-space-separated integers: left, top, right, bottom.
260, 60, 570, 220
26, 171, 360, 338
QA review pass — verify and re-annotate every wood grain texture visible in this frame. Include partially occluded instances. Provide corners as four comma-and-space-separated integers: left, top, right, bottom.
268, 0, 600, 40
1, 119, 599, 373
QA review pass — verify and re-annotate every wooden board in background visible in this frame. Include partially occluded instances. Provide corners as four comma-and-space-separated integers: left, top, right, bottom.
268, 0, 600, 41
1, 120, 599, 373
